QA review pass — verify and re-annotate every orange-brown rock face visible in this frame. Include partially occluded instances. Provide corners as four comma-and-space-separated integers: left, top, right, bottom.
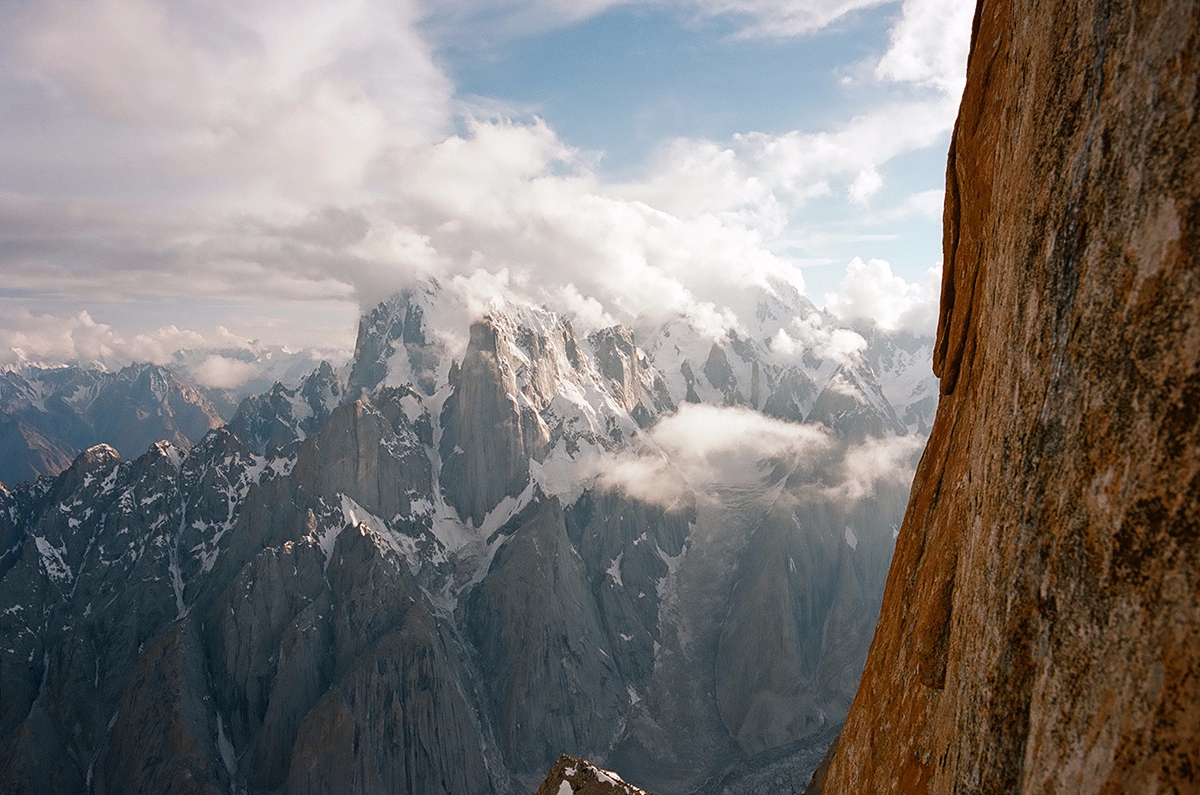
820, 0, 1200, 792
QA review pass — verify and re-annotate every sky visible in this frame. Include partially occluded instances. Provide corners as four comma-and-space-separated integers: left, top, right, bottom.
0, 0, 975, 381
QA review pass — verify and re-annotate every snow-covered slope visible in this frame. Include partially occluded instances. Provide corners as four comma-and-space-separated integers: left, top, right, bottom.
226, 361, 345, 455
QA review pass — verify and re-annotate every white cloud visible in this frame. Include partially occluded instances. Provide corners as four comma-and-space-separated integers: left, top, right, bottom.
848, 167, 883, 204
735, 96, 959, 200
590, 403, 924, 509
0, 0, 975, 369
823, 256, 941, 333
875, 0, 975, 93
822, 432, 925, 502
896, 188, 945, 219
189, 355, 260, 389
595, 404, 835, 504
0, 309, 206, 368
9, 0, 451, 202
650, 404, 834, 480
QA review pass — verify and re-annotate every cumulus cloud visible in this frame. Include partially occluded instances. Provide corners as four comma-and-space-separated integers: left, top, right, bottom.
648, 404, 834, 483
733, 96, 959, 201
188, 355, 261, 389
876, 0, 976, 93
0, 0, 975, 369
824, 257, 941, 333
0, 309, 207, 368
848, 167, 884, 204
14, 0, 451, 159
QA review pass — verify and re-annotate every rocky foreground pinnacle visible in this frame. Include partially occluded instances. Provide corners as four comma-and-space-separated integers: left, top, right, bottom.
817, 0, 1200, 792
534, 755, 655, 795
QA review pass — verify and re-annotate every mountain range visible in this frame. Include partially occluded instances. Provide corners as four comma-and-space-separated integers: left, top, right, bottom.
0, 278, 936, 795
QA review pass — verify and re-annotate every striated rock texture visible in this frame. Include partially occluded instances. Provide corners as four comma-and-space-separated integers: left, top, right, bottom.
820, 0, 1200, 792
440, 319, 551, 526
466, 495, 633, 777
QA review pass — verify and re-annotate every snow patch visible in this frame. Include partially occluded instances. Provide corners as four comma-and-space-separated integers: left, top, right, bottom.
316, 517, 346, 570
844, 525, 859, 550
216, 713, 237, 785
606, 552, 624, 588
34, 536, 71, 583
584, 760, 645, 792
340, 494, 433, 576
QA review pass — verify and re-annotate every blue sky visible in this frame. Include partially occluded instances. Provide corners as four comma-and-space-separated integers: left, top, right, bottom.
441, 2, 953, 293
447, 6, 896, 168
0, 0, 974, 380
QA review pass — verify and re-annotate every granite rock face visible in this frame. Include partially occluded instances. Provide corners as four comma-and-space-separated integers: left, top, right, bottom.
292, 395, 432, 524
467, 495, 626, 777
820, 0, 1200, 792
227, 361, 343, 456
440, 319, 551, 526
715, 483, 904, 757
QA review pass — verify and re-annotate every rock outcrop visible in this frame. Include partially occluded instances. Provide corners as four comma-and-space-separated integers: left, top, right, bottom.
818, 0, 1200, 792
534, 754, 654, 795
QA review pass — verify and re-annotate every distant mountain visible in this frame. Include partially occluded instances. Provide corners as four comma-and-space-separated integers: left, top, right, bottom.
0, 280, 937, 795
0, 363, 224, 486
166, 345, 348, 417
0, 349, 352, 487
226, 361, 345, 455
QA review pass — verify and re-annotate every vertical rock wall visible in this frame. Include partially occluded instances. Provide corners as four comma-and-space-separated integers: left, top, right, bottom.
820, 0, 1200, 792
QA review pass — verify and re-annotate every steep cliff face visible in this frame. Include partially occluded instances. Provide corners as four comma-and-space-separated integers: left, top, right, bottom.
466, 496, 627, 777
440, 319, 552, 527
820, 0, 1200, 792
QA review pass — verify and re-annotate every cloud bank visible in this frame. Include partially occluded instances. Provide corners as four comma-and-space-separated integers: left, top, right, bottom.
825, 257, 941, 332
584, 403, 923, 508
0, 0, 975, 369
